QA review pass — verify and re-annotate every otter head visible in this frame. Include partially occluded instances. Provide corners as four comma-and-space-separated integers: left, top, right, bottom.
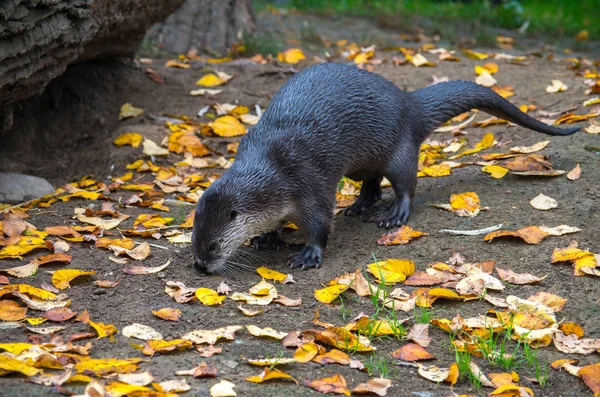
191, 182, 249, 274
191, 171, 284, 275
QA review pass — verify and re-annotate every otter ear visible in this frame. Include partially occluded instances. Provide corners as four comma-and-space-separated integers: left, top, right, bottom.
230, 210, 239, 220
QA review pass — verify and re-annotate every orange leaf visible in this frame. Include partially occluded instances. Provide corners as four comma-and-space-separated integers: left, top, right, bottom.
305, 374, 351, 396
0, 300, 27, 321
352, 378, 392, 396
560, 322, 585, 338
484, 226, 548, 244
245, 368, 298, 384
377, 225, 428, 245
152, 307, 181, 322
391, 343, 435, 361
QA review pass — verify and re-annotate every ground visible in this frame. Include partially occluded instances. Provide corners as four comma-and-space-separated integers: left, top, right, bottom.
1, 11, 599, 397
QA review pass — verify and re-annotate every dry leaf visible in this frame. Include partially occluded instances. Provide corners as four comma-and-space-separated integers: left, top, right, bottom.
119, 103, 144, 120
246, 325, 287, 340
367, 259, 415, 284
578, 363, 600, 395
212, 115, 246, 137
484, 226, 548, 244
391, 343, 435, 361
314, 284, 348, 304
530, 193, 558, 210
305, 374, 351, 396
114, 133, 143, 148
245, 368, 298, 384
509, 141, 550, 154
210, 380, 236, 397
195, 287, 226, 305
496, 268, 546, 284
152, 307, 181, 321
277, 48, 305, 64
51, 269, 96, 290
377, 225, 428, 245
123, 259, 171, 275
352, 378, 392, 396
0, 300, 27, 321
407, 323, 432, 347
546, 80, 568, 93
182, 325, 242, 345
567, 163, 582, 181
482, 165, 509, 179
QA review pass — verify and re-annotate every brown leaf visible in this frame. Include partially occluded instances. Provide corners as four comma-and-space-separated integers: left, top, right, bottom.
196, 345, 222, 357
305, 374, 350, 396
553, 331, 600, 355
391, 343, 435, 361
145, 68, 164, 84
352, 378, 392, 396
404, 271, 444, 286
123, 258, 171, 274
42, 307, 77, 322
496, 268, 546, 284
93, 280, 121, 288
407, 323, 432, 347
567, 163, 582, 181
484, 226, 549, 244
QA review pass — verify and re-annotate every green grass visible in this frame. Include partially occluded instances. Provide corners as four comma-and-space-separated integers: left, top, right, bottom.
260, 0, 600, 40
364, 353, 391, 378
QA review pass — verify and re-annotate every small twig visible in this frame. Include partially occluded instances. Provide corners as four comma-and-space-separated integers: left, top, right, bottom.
439, 223, 503, 236
134, 241, 170, 250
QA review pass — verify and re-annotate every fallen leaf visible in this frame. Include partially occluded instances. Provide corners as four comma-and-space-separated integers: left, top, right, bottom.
238, 305, 262, 316
41, 307, 77, 322
246, 325, 287, 340
122, 323, 162, 341
496, 268, 546, 284
152, 307, 181, 321
142, 339, 192, 356
475, 70, 497, 87
117, 371, 155, 386
211, 115, 246, 137
367, 259, 415, 284
579, 363, 600, 395
553, 331, 600, 355
114, 133, 143, 148
0, 300, 27, 321
294, 342, 320, 363
352, 378, 392, 396
195, 287, 226, 305
94, 280, 121, 288
256, 266, 290, 283
391, 343, 435, 361
277, 48, 305, 64
561, 322, 585, 338
210, 380, 237, 397
274, 295, 302, 307
314, 284, 348, 304
305, 374, 351, 396
197, 345, 222, 357
484, 226, 548, 244
0, 354, 42, 376
51, 269, 96, 290
509, 141, 551, 154
197, 74, 227, 87
482, 165, 509, 179
159, 379, 190, 393
546, 80, 568, 93
124, 259, 172, 275
530, 193, 558, 210
182, 325, 242, 345
119, 103, 144, 120
407, 323, 432, 347
377, 225, 428, 245
567, 164, 582, 181
246, 368, 298, 384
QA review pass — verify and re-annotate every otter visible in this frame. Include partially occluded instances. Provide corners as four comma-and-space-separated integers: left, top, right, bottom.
192, 62, 579, 274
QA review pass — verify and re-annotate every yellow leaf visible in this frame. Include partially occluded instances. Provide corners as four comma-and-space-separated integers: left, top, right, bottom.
306, 374, 351, 396
419, 163, 452, 177
256, 266, 287, 282
246, 325, 287, 340
277, 48, 305, 64
196, 73, 226, 87
142, 339, 192, 356
26, 317, 47, 325
245, 368, 298, 384
52, 269, 96, 290
314, 284, 348, 303
367, 259, 415, 284
546, 80, 568, 93
463, 49, 489, 60
294, 342, 320, 363
113, 133, 143, 148
211, 115, 246, 137
0, 235, 49, 259
74, 358, 141, 376
105, 382, 152, 396
482, 165, 509, 179
0, 284, 56, 300
450, 192, 481, 216
119, 103, 144, 120
89, 320, 118, 339
195, 288, 226, 305
248, 279, 277, 296
491, 85, 514, 98
0, 343, 33, 355
0, 355, 42, 376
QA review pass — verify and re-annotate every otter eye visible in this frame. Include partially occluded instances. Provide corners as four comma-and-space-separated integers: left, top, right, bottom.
208, 242, 217, 252
230, 210, 238, 220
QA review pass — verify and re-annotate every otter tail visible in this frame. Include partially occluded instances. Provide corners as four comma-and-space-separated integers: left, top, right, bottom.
413, 80, 580, 137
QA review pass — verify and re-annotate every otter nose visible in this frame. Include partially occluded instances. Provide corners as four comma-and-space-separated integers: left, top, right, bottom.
194, 258, 206, 272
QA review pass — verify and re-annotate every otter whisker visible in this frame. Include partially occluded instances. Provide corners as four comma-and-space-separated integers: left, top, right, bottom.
225, 260, 254, 271
233, 249, 263, 263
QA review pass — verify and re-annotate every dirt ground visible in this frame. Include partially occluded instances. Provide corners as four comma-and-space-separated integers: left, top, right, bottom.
1, 11, 600, 397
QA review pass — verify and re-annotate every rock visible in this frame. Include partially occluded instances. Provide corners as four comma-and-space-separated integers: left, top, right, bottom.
0, 172, 55, 204
0, 0, 185, 107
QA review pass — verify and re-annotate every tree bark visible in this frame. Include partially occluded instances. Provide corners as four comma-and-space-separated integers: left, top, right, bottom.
0, 0, 185, 107
147, 0, 255, 56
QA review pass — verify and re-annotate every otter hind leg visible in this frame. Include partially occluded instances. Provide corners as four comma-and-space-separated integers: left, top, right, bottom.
251, 229, 286, 251
375, 147, 418, 229
343, 177, 382, 216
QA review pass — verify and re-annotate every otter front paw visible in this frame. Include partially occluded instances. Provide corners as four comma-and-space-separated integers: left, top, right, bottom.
374, 197, 411, 228
251, 231, 287, 251
288, 245, 322, 270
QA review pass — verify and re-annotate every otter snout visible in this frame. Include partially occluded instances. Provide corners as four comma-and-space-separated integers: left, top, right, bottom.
194, 258, 207, 273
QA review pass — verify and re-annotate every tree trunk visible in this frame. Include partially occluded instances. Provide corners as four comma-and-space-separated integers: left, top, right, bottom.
147, 0, 255, 56
0, 0, 185, 107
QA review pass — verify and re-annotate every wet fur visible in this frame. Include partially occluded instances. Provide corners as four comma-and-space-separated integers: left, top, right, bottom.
192, 62, 579, 273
